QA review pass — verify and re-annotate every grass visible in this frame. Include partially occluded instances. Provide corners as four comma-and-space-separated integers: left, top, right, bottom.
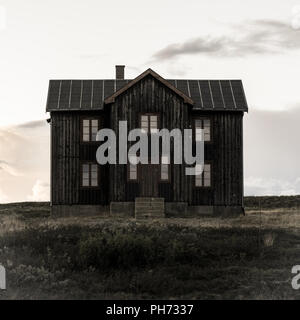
0, 199, 300, 299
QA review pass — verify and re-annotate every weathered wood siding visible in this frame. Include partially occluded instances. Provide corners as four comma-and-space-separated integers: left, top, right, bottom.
50, 74, 244, 207
108, 74, 191, 202
191, 111, 244, 206
108, 75, 244, 206
51, 111, 108, 205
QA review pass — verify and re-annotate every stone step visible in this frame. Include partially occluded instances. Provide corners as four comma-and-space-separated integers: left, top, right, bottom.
135, 197, 165, 218
135, 197, 164, 203
135, 203, 164, 208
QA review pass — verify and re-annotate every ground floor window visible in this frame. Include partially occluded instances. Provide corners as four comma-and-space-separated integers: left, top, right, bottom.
160, 155, 169, 181
195, 164, 211, 187
81, 163, 99, 187
128, 156, 138, 181
128, 163, 138, 180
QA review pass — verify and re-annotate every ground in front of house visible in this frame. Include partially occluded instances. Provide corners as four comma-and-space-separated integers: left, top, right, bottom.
0, 200, 300, 299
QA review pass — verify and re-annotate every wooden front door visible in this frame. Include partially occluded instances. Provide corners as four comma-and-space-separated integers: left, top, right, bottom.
139, 164, 159, 197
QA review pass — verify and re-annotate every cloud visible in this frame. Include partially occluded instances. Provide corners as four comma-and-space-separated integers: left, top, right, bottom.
151, 20, 300, 61
245, 176, 300, 196
0, 160, 22, 176
0, 120, 50, 203
1, 108, 300, 202
16, 120, 47, 129
27, 180, 50, 201
0, 188, 8, 203
244, 106, 300, 196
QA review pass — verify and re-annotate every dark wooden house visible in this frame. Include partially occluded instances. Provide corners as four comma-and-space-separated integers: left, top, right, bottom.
46, 66, 248, 217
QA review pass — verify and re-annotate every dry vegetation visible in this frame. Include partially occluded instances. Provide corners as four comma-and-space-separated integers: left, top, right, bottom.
0, 198, 300, 300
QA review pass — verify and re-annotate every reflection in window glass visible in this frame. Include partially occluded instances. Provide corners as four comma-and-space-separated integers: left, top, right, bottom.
195, 119, 210, 142
195, 164, 211, 187
82, 163, 98, 187
161, 155, 169, 180
129, 164, 137, 180
82, 119, 100, 142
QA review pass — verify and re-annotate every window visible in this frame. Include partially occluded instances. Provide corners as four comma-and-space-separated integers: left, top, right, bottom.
140, 114, 158, 134
82, 118, 100, 142
195, 164, 211, 187
128, 155, 138, 181
160, 155, 169, 181
129, 164, 137, 180
195, 118, 211, 142
81, 163, 99, 187
141, 115, 148, 134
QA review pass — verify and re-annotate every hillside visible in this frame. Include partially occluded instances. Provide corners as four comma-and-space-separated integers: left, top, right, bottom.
0, 196, 300, 299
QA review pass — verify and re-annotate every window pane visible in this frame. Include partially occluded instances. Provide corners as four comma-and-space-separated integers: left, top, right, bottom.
91, 127, 98, 141
83, 119, 90, 141
91, 167, 97, 172
161, 164, 168, 180
204, 164, 210, 172
195, 119, 202, 129
141, 120, 148, 133
91, 119, 98, 127
204, 172, 210, 179
91, 179, 98, 187
91, 165, 98, 186
83, 134, 89, 142
204, 120, 210, 141
204, 178, 211, 187
196, 128, 203, 141
195, 175, 202, 187
129, 164, 137, 180
83, 127, 90, 134
150, 116, 158, 133
82, 179, 89, 187
203, 119, 210, 127
150, 118, 157, 127
141, 115, 148, 122
204, 164, 211, 186
82, 164, 90, 186
161, 155, 169, 164
82, 172, 89, 179
129, 155, 138, 165
130, 171, 137, 180
161, 173, 168, 180
91, 133, 97, 141
204, 132, 210, 141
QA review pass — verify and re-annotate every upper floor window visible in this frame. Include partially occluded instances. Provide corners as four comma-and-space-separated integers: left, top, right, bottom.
195, 164, 211, 187
82, 118, 100, 142
195, 118, 211, 142
140, 114, 158, 134
81, 163, 99, 187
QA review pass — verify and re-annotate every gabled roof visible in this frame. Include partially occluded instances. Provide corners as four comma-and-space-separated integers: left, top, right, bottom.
46, 70, 248, 112
104, 68, 194, 105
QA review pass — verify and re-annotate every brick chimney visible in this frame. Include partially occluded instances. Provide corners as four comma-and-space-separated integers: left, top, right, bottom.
115, 65, 125, 80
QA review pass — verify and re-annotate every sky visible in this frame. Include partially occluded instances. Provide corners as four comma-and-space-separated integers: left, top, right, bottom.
0, 0, 300, 202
